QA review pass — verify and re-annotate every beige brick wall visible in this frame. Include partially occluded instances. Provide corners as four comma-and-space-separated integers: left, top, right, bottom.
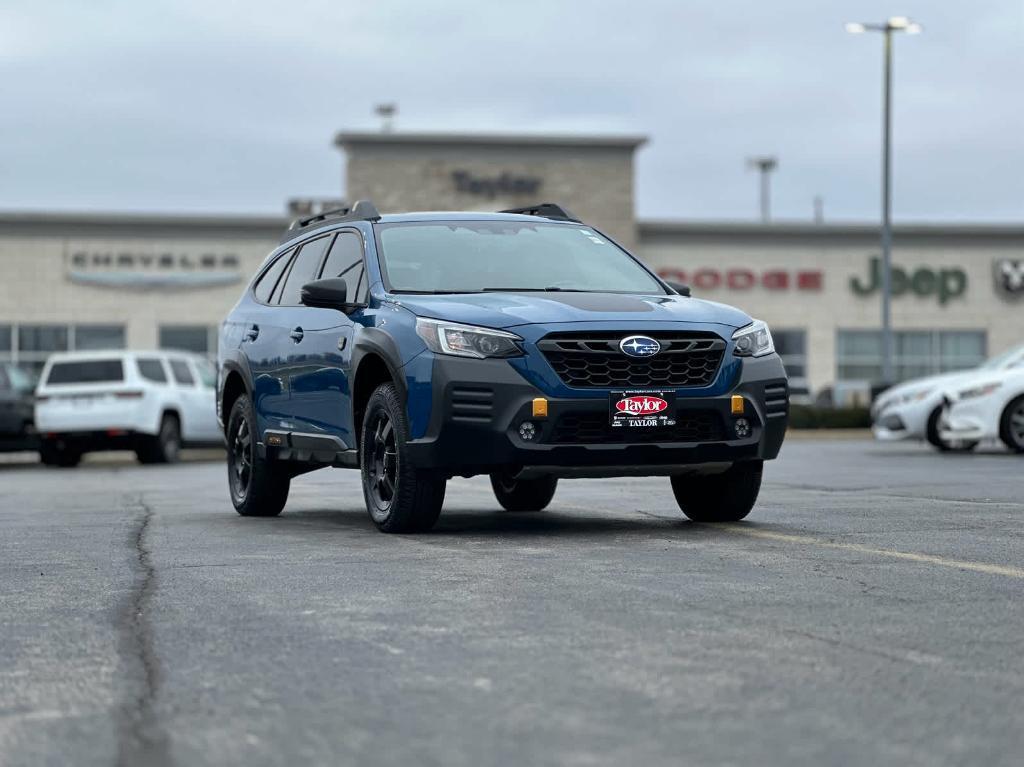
343, 140, 639, 249
638, 238, 1022, 394
0, 235, 276, 354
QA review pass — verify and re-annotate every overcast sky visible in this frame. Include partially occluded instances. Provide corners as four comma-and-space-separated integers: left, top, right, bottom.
1, 1, 1021, 222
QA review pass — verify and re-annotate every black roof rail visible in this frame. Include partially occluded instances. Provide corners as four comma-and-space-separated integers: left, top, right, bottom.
499, 203, 581, 223
281, 199, 381, 243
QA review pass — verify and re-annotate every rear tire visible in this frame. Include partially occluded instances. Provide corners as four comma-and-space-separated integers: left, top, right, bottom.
999, 395, 1024, 453
39, 439, 81, 468
226, 394, 290, 517
671, 460, 763, 522
137, 414, 181, 464
490, 472, 558, 512
361, 382, 446, 533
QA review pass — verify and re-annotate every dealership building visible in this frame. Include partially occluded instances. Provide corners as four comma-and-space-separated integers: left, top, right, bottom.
1, 130, 1021, 399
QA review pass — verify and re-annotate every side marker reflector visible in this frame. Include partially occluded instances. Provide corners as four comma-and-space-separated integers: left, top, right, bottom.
731, 395, 745, 415
532, 398, 548, 418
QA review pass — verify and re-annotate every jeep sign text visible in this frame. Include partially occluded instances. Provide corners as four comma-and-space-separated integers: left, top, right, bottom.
850, 256, 967, 305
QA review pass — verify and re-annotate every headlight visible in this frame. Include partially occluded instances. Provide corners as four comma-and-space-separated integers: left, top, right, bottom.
415, 318, 523, 359
732, 319, 774, 357
900, 388, 933, 405
958, 382, 1001, 400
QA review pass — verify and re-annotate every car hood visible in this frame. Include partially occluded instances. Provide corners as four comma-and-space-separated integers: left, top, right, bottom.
874, 370, 978, 408
389, 292, 753, 331
942, 366, 1024, 396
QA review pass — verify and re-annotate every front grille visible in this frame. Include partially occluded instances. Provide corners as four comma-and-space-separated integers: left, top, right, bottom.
450, 386, 493, 423
538, 332, 725, 389
549, 410, 726, 444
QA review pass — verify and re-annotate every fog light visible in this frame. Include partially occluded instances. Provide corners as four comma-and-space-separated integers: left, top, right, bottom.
518, 421, 537, 441
734, 418, 751, 438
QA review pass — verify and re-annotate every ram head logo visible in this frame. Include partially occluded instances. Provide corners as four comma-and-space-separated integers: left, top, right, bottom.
995, 259, 1024, 300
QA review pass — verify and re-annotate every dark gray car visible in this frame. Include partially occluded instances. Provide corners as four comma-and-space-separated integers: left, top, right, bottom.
0, 364, 38, 451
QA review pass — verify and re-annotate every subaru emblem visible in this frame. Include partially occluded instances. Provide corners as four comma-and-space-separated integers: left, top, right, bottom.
619, 335, 661, 358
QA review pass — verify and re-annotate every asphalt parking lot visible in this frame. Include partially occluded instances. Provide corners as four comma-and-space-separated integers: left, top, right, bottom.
1, 439, 1022, 767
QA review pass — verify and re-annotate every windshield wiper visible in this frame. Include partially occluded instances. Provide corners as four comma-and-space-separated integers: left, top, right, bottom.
391, 289, 483, 295
482, 287, 591, 293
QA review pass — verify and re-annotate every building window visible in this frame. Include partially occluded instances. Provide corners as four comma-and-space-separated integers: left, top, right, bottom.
772, 329, 806, 379
16, 325, 70, 376
74, 324, 126, 351
837, 330, 986, 383
159, 325, 216, 355
0, 323, 128, 377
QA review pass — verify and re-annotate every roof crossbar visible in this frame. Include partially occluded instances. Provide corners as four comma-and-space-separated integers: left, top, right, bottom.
499, 203, 581, 223
281, 199, 381, 243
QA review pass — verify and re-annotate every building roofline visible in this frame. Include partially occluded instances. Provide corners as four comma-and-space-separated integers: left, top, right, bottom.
334, 130, 648, 150
638, 218, 1024, 242
1, 210, 1022, 242
0, 210, 289, 239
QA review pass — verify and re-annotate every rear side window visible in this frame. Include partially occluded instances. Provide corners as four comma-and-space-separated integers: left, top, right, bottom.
320, 232, 367, 303
253, 249, 292, 304
278, 236, 332, 305
169, 360, 194, 385
46, 359, 124, 384
137, 358, 168, 383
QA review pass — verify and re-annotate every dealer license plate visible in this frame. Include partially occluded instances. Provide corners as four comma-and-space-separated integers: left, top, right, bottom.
609, 390, 677, 429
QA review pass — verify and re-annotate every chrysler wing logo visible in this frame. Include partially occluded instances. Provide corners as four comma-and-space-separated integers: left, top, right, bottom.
619, 335, 661, 358
995, 258, 1024, 300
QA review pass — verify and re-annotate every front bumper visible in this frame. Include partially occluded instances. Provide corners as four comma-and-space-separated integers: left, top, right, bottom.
870, 397, 937, 442
405, 354, 788, 476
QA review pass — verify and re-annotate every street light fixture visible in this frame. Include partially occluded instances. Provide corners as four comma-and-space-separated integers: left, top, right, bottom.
846, 16, 922, 385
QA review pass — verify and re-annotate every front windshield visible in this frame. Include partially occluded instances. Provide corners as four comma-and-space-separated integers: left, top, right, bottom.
376, 221, 666, 294
980, 343, 1024, 370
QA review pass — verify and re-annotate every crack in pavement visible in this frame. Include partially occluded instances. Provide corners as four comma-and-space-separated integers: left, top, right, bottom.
115, 496, 173, 767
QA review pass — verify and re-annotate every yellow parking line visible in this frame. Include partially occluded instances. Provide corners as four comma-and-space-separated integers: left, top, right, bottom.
710, 525, 1024, 580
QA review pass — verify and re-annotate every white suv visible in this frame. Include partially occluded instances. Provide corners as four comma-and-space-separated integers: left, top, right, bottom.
35, 350, 222, 467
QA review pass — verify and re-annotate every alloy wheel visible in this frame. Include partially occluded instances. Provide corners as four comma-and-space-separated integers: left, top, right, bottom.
1011, 402, 1024, 447
367, 410, 398, 514
230, 418, 252, 502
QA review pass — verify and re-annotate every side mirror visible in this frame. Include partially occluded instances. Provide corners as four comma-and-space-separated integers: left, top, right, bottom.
301, 278, 362, 312
665, 280, 691, 297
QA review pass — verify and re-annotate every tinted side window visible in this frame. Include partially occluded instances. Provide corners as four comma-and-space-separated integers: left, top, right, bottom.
278, 237, 332, 305
137, 358, 168, 383
46, 359, 124, 384
253, 249, 292, 304
320, 232, 367, 302
169, 359, 194, 385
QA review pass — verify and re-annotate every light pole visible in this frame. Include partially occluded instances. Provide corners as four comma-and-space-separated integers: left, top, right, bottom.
747, 156, 778, 223
846, 16, 921, 385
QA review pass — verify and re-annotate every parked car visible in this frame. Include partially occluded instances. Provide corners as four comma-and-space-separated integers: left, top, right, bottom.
870, 342, 1024, 451
218, 201, 789, 532
939, 367, 1024, 453
0, 363, 38, 452
35, 350, 222, 467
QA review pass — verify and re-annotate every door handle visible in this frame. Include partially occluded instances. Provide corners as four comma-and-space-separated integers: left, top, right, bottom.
245, 324, 259, 342
290, 327, 304, 343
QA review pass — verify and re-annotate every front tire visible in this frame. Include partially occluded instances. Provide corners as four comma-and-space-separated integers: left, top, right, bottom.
226, 394, 290, 517
999, 395, 1024, 453
671, 460, 763, 522
490, 472, 558, 512
361, 383, 446, 533
926, 407, 978, 453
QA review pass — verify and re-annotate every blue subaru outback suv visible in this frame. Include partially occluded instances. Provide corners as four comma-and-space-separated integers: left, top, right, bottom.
218, 201, 788, 532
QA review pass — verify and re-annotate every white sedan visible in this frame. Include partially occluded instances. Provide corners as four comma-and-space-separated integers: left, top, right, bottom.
871, 342, 1024, 451
940, 367, 1024, 453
